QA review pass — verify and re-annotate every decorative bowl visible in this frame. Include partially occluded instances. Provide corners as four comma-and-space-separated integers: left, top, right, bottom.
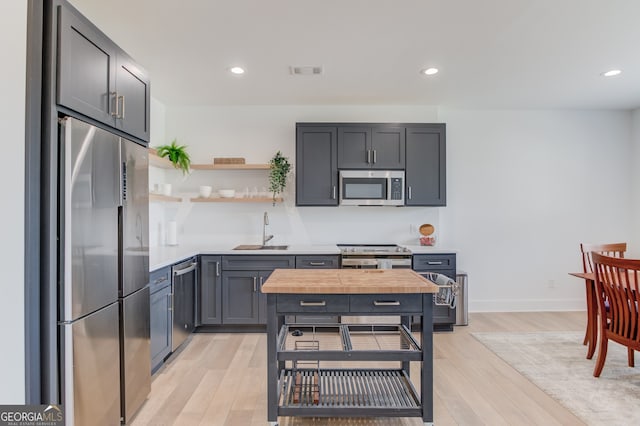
218, 189, 236, 198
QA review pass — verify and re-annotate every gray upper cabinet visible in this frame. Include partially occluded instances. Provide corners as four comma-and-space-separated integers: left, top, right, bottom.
405, 125, 446, 206
57, 5, 116, 126
114, 52, 151, 141
296, 126, 338, 206
337, 127, 371, 169
337, 126, 405, 169
57, 4, 150, 142
371, 127, 405, 169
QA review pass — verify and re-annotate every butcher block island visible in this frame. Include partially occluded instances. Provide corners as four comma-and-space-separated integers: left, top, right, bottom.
262, 269, 439, 426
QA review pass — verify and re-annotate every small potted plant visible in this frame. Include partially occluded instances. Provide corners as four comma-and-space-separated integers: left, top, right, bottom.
268, 151, 291, 205
156, 139, 191, 175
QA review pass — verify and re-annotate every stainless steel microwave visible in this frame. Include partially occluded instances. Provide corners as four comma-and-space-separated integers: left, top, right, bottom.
339, 170, 405, 206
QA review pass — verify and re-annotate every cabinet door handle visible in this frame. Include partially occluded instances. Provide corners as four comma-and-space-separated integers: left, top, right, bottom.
253, 277, 257, 292
373, 301, 401, 306
167, 294, 173, 312
153, 276, 168, 285
408, 186, 412, 200
118, 95, 125, 119
259, 276, 264, 287
332, 185, 336, 200
373, 149, 377, 164
215, 261, 220, 277
110, 92, 118, 117
366, 149, 371, 164
300, 301, 326, 307
427, 261, 443, 265
309, 262, 326, 266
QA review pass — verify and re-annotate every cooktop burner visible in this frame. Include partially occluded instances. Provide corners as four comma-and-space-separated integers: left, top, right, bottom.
338, 244, 412, 255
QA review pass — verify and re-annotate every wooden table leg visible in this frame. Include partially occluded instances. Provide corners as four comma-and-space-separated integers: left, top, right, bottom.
585, 279, 597, 359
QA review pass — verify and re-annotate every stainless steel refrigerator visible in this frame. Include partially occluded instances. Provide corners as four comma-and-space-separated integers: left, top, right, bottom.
59, 117, 150, 425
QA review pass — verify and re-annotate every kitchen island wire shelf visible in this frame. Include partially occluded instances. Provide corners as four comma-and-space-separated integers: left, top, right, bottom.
278, 368, 421, 416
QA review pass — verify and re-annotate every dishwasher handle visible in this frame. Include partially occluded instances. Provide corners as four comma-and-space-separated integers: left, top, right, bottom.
173, 262, 198, 276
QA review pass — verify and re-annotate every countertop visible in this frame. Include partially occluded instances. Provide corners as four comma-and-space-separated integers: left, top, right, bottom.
150, 244, 341, 271
150, 243, 457, 272
262, 269, 439, 294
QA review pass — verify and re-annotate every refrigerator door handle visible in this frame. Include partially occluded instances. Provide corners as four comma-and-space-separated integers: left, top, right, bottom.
174, 262, 198, 277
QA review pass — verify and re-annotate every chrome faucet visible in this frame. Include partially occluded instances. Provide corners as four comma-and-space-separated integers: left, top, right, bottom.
262, 211, 274, 246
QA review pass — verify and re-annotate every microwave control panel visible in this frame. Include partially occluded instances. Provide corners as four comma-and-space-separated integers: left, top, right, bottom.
390, 178, 403, 200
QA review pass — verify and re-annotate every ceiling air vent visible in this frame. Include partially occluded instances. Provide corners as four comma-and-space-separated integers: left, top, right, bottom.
289, 66, 323, 75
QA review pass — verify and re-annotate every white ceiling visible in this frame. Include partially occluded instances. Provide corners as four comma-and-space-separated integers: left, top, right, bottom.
71, 0, 640, 109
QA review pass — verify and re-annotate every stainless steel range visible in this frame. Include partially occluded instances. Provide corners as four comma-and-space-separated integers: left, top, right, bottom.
338, 244, 412, 269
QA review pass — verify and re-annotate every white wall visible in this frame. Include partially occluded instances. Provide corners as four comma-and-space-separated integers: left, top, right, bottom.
160, 106, 633, 312
161, 105, 441, 247
0, 0, 27, 403
438, 109, 632, 311
632, 109, 640, 255
149, 97, 167, 247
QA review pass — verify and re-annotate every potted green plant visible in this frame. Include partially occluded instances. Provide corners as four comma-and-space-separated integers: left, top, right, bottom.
156, 139, 191, 175
268, 151, 291, 205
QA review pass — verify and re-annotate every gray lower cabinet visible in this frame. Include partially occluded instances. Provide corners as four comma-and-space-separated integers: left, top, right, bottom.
405, 125, 446, 206
222, 270, 266, 324
200, 256, 222, 325
149, 267, 171, 373
220, 256, 295, 325
57, 2, 150, 142
412, 253, 457, 331
295, 126, 338, 206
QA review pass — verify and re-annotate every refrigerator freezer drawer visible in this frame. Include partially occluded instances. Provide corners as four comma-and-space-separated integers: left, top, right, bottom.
63, 302, 120, 426
121, 286, 151, 423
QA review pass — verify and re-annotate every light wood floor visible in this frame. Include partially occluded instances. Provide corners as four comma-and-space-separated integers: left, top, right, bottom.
131, 312, 587, 426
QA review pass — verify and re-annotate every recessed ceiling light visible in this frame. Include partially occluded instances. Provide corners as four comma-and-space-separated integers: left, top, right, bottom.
229, 66, 245, 75
601, 69, 621, 77
421, 68, 439, 75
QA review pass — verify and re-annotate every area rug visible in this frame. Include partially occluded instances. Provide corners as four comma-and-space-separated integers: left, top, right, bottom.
472, 332, 640, 425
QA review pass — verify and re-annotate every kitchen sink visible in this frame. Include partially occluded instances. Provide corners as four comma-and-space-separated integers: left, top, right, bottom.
233, 244, 289, 250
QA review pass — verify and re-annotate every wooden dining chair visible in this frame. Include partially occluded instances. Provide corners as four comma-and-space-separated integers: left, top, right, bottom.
591, 252, 640, 377
579, 242, 626, 359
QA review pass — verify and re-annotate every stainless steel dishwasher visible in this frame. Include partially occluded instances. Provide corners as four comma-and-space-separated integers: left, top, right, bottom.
172, 257, 198, 351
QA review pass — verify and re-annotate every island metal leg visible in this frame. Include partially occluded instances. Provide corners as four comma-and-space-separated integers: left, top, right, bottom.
421, 294, 434, 425
266, 294, 278, 425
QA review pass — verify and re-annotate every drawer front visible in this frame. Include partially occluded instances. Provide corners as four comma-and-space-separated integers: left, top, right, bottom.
349, 294, 423, 313
413, 254, 456, 272
277, 294, 349, 313
149, 266, 171, 293
222, 255, 295, 271
295, 255, 340, 269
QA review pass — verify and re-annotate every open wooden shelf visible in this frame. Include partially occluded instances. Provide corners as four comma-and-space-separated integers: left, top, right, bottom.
148, 149, 176, 169
190, 196, 283, 203
149, 193, 182, 202
190, 163, 271, 170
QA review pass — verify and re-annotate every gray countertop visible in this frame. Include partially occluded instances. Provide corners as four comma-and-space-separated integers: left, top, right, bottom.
150, 243, 457, 272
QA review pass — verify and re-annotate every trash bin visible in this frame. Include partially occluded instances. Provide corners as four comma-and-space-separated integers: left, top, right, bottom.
455, 271, 468, 326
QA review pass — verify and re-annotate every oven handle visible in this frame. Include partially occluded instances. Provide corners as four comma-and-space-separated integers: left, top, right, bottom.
341, 258, 379, 267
